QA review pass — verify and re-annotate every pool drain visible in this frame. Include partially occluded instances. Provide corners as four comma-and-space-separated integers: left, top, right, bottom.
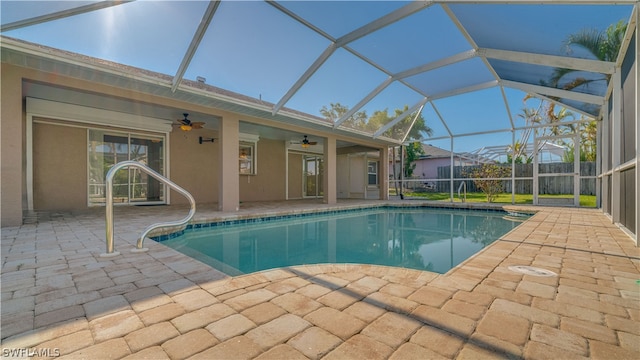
508, 265, 557, 277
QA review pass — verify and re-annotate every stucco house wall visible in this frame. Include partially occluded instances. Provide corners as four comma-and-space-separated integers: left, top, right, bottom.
413, 157, 452, 180
32, 120, 88, 210
1, 60, 389, 226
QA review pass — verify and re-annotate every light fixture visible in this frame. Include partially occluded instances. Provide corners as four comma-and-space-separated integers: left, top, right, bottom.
300, 135, 317, 149
239, 150, 248, 159
177, 113, 204, 131
199, 136, 215, 144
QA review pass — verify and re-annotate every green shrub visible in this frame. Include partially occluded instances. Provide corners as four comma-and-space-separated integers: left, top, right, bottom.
463, 164, 511, 203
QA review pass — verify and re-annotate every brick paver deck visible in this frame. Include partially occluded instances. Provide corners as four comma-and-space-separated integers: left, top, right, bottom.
2, 200, 639, 359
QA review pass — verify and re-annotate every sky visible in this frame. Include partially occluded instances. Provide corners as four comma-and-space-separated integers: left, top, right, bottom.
1, 0, 634, 153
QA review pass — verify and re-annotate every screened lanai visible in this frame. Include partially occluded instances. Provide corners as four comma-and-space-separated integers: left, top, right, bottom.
1, 1, 638, 239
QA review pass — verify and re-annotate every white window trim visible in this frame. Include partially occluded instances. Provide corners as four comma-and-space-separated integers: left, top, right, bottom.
367, 160, 379, 187
239, 133, 259, 175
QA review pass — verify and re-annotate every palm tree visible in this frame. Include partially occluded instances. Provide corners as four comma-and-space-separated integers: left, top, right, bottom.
548, 20, 627, 91
580, 120, 598, 161
520, 96, 575, 138
519, 96, 578, 163
543, 21, 625, 163
506, 140, 530, 164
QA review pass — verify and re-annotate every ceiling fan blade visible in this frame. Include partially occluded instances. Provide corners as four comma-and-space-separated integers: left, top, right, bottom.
300, 135, 318, 146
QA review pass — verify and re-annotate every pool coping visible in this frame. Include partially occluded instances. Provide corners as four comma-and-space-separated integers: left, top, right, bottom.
150, 201, 536, 241
2, 201, 639, 359
149, 201, 540, 280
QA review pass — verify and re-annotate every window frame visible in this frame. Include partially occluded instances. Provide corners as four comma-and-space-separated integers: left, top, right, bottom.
239, 141, 256, 175
239, 133, 260, 175
368, 160, 379, 186
88, 128, 166, 206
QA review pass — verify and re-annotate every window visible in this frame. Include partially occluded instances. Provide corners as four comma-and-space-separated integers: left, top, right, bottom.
239, 133, 259, 175
88, 129, 165, 205
368, 161, 379, 186
239, 142, 255, 175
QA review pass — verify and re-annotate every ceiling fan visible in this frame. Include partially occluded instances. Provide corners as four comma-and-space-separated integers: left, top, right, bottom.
299, 135, 317, 148
176, 113, 205, 131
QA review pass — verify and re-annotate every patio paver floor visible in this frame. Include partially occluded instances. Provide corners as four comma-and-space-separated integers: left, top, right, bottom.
2, 200, 639, 359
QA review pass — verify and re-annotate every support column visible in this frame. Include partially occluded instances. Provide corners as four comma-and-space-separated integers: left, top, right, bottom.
1, 64, 24, 226
218, 115, 240, 212
511, 130, 516, 205
635, 11, 639, 243
611, 69, 622, 223
574, 131, 581, 207
380, 146, 389, 200
323, 136, 337, 205
597, 118, 604, 209
449, 137, 454, 202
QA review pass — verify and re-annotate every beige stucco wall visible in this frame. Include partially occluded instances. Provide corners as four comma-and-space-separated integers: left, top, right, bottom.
1, 61, 389, 225
30, 118, 221, 210
0, 63, 286, 219
1, 63, 24, 226
337, 155, 350, 198
239, 138, 286, 201
288, 152, 303, 199
169, 128, 219, 204
33, 122, 87, 210
349, 155, 366, 199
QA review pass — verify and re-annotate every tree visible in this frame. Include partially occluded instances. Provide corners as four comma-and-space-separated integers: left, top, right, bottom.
519, 95, 599, 164
464, 164, 511, 203
561, 120, 597, 162
394, 105, 433, 141
321, 103, 434, 193
403, 142, 424, 178
549, 20, 627, 91
580, 120, 597, 161
366, 105, 433, 141
320, 102, 367, 129
520, 96, 576, 137
365, 106, 433, 183
506, 140, 532, 164
321, 103, 433, 141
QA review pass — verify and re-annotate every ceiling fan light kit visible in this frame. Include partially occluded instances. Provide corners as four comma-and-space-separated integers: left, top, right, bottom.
301, 135, 317, 148
177, 113, 205, 131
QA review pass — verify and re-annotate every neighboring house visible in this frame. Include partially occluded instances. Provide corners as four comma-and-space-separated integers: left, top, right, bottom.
389, 144, 479, 183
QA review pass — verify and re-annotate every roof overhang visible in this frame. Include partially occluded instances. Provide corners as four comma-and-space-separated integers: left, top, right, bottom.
1, 36, 401, 147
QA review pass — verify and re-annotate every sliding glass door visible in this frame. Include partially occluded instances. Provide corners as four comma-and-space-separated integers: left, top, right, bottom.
88, 130, 165, 206
303, 155, 324, 198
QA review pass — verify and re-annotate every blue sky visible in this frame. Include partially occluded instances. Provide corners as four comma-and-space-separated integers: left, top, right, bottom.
1, 1, 633, 152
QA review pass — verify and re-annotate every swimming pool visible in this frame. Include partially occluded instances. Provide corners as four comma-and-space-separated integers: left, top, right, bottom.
156, 207, 524, 276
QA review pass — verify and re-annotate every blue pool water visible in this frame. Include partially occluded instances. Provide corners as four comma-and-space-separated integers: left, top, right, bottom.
156, 207, 525, 276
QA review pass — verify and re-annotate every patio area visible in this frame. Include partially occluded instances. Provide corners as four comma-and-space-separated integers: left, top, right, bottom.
1, 200, 639, 359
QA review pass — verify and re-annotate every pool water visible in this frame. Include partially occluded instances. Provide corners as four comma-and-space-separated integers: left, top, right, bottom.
157, 207, 524, 276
